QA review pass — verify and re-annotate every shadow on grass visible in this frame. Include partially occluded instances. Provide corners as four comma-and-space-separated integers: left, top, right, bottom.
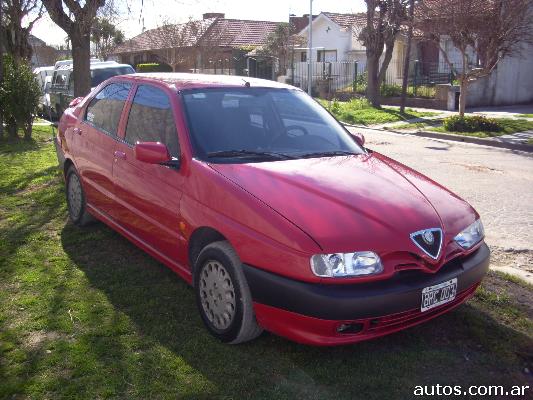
0, 136, 40, 154
58, 221, 533, 399
0, 125, 54, 154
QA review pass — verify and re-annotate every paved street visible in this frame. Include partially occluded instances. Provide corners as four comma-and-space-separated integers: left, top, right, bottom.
348, 127, 533, 252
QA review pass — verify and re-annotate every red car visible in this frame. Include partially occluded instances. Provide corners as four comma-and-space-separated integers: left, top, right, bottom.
55, 73, 489, 346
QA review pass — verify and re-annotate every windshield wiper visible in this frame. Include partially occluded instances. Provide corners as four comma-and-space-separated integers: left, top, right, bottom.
298, 150, 359, 159
206, 150, 294, 160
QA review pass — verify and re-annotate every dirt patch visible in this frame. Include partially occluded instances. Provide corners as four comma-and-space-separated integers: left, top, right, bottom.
16, 176, 61, 196
24, 330, 66, 350
490, 247, 533, 273
453, 163, 504, 173
483, 272, 533, 319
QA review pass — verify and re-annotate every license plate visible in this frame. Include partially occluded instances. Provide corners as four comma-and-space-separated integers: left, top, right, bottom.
421, 278, 458, 312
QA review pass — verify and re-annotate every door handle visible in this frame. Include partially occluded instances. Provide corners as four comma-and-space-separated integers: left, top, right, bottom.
73, 127, 82, 135
114, 150, 126, 160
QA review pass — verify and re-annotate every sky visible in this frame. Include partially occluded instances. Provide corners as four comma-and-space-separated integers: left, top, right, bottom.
31, 0, 366, 47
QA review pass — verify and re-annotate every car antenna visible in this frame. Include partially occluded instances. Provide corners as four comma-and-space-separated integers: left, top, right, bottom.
242, 79, 251, 88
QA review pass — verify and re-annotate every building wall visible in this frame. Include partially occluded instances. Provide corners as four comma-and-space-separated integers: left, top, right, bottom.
296, 14, 352, 62
466, 41, 533, 106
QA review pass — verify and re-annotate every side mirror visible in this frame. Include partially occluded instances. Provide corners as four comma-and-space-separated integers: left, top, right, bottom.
68, 97, 84, 108
352, 132, 365, 147
134, 142, 172, 165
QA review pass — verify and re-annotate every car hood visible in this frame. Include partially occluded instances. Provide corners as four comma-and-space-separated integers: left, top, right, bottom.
209, 152, 476, 258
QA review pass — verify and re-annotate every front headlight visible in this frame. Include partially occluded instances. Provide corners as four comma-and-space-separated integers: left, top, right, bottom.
310, 251, 383, 278
454, 219, 484, 249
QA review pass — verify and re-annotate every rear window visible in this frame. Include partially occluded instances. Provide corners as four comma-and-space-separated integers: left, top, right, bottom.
91, 66, 134, 87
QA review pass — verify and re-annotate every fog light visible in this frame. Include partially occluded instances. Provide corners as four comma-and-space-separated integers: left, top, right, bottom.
336, 323, 364, 334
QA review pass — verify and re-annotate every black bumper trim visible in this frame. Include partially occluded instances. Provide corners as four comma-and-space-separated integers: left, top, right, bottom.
242, 243, 490, 320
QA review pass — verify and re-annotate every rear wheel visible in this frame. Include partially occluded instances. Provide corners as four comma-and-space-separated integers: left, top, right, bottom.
66, 166, 94, 226
194, 241, 263, 344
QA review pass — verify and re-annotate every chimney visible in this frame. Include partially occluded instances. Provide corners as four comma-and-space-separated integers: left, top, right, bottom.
203, 13, 225, 20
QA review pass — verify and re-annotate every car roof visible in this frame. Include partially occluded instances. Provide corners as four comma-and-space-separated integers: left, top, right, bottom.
90, 62, 133, 70
55, 61, 133, 72
119, 73, 299, 91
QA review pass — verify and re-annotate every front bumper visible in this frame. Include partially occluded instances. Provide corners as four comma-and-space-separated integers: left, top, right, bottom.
243, 243, 490, 345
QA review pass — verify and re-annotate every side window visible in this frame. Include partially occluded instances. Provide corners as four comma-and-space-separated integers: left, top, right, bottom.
125, 85, 180, 157
84, 82, 131, 136
53, 72, 67, 86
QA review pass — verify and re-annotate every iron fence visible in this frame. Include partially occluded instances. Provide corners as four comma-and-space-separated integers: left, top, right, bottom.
286, 59, 455, 100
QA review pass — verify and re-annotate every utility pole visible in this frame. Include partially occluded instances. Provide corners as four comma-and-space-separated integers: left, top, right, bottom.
307, 0, 313, 96
400, 0, 415, 114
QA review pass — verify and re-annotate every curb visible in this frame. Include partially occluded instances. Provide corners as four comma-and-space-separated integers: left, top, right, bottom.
343, 123, 533, 153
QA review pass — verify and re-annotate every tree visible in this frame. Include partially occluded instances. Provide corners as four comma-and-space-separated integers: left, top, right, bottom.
0, 0, 44, 63
399, 0, 415, 114
255, 22, 306, 78
0, 55, 41, 140
359, 0, 410, 107
416, 0, 533, 116
41, 0, 106, 97
91, 17, 124, 60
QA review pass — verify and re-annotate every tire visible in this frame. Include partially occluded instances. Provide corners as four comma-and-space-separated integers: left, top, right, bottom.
194, 241, 263, 344
65, 166, 94, 226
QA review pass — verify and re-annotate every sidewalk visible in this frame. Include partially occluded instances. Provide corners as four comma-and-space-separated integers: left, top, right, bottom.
367, 104, 533, 151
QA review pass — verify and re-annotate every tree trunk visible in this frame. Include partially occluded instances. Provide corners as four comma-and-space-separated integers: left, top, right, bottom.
459, 78, 468, 117
366, 55, 381, 107
70, 28, 92, 97
377, 39, 395, 88
7, 119, 18, 139
458, 51, 469, 117
23, 120, 33, 140
400, 0, 415, 114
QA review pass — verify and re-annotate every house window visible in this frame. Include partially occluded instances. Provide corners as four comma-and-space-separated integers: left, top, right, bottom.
317, 50, 337, 62
300, 52, 307, 62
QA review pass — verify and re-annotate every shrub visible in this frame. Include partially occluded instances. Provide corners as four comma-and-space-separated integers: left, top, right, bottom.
380, 84, 403, 97
330, 99, 341, 115
0, 55, 41, 140
443, 115, 503, 133
136, 63, 173, 73
346, 98, 371, 110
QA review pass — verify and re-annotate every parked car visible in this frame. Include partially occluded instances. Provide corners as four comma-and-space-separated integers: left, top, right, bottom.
34, 66, 54, 92
55, 74, 489, 346
37, 75, 53, 117
49, 61, 134, 119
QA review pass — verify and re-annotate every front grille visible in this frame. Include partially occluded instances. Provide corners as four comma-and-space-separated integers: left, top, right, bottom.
366, 283, 478, 334
335, 283, 479, 336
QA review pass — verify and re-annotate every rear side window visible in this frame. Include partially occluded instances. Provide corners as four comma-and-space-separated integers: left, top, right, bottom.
85, 82, 131, 136
90, 66, 135, 87
125, 85, 180, 157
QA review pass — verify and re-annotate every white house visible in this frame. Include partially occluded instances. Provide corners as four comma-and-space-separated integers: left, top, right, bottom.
437, 36, 533, 107
290, 12, 413, 90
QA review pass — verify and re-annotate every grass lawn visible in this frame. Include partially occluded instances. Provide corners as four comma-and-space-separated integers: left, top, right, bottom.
1, 127, 532, 399
318, 98, 439, 126
391, 118, 533, 139
518, 114, 533, 119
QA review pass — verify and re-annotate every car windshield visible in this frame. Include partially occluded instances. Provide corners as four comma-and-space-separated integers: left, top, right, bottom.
91, 66, 134, 87
181, 87, 364, 163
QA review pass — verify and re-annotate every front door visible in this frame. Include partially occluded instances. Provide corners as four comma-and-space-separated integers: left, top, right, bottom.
112, 84, 186, 265
73, 82, 132, 217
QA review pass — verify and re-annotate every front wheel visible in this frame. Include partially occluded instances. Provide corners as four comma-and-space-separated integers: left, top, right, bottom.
66, 166, 94, 226
194, 241, 263, 344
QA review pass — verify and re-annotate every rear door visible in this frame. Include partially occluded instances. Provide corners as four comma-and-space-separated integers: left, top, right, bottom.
112, 84, 186, 264
73, 82, 132, 217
